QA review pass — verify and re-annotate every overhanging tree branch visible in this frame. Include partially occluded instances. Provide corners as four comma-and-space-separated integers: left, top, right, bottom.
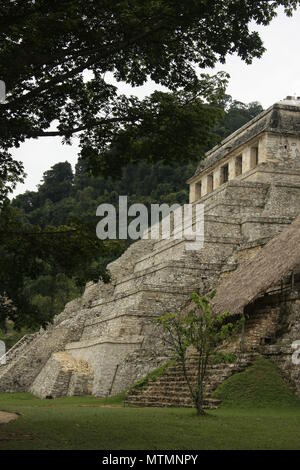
3, 22, 168, 111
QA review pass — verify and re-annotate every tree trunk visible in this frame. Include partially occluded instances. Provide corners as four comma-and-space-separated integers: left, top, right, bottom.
195, 399, 206, 416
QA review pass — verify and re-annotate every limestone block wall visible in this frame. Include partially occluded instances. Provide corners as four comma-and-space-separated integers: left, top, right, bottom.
199, 180, 269, 213
3, 163, 300, 399
113, 260, 230, 296
262, 133, 300, 167
111, 349, 170, 396
65, 338, 143, 396
189, 123, 300, 204
81, 315, 144, 342
134, 237, 240, 271
242, 165, 300, 186
261, 182, 300, 217
241, 216, 294, 243
31, 352, 93, 398
262, 296, 300, 396
62, 285, 194, 396
226, 288, 300, 397
243, 307, 281, 350
107, 238, 156, 280
0, 302, 87, 392
80, 281, 115, 308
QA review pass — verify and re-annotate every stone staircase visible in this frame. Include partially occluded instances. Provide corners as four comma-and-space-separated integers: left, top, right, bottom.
2, 177, 300, 398
124, 286, 300, 409
0, 304, 87, 393
0, 333, 37, 369
125, 352, 255, 409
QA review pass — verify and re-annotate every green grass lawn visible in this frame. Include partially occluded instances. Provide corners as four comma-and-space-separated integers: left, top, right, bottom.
0, 357, 300, 450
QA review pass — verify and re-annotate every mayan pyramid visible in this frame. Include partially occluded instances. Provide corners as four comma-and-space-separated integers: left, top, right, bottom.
1, 97, 300, 399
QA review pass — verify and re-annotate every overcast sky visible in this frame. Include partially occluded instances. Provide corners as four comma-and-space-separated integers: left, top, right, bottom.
12, 6, 300, 196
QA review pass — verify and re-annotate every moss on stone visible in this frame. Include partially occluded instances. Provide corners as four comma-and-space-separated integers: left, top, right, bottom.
213, 356, 300, 408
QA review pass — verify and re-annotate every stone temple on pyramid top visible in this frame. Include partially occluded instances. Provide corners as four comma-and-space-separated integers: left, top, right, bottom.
188, 96, 300, 203
1, 98, 300, 407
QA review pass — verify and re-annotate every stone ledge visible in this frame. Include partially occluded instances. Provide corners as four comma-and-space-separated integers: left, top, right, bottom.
135, 236, 242, 266
84, 311, 162, 328
205, 200, 265, 213
190, 177, 269, 204
90, 283, 195, 309
65, 335, 144, 350
237, 237, 271, 251
245, 167, 300, 179
274, 180, 300, 188
241, 215, 294, 225
114, 260, 235, 288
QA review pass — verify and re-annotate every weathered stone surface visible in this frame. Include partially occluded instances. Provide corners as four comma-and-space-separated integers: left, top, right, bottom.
1, 99, 300, 400
125, 352, 255, 408
31, 352, 93, 398
266, 298, 300, 396
191, 100, 300, 177
125, 289, 300, 408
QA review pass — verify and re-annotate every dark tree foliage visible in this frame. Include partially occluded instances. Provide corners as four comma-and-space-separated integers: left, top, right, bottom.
215, 98, 264, 139
0, 152, 24, 203
78, 85, 227, 179
0, 0, 298, 199
38, 161, 74, 203
13, 160, 195, 227
0, 202, 124, 328
0, 204, 43, 328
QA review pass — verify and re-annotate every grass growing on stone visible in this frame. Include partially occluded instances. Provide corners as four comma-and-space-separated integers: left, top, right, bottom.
129, 352, 237, 393
0, 357, 299, 450
129, 360, 176, 391
213, 356, 300, 408
210, 351, 237, 364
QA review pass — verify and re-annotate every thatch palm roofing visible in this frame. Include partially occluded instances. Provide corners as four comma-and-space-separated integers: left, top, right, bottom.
211, 215, 300, 315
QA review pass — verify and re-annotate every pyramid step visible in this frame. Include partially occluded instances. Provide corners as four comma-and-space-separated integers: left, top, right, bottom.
126, 351, 254, 408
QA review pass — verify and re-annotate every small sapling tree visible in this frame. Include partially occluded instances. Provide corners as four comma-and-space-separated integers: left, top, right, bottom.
158, 293, 243, 416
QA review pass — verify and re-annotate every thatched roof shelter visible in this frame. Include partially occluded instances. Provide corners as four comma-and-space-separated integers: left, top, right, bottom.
211, 215, 300, 315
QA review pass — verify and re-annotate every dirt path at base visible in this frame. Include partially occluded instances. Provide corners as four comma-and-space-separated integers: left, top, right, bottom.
0, 411, 19, 424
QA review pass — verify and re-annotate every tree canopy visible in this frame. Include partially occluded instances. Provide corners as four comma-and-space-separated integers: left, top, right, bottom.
0, 0, 298, 199
0, 202, 123, 329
